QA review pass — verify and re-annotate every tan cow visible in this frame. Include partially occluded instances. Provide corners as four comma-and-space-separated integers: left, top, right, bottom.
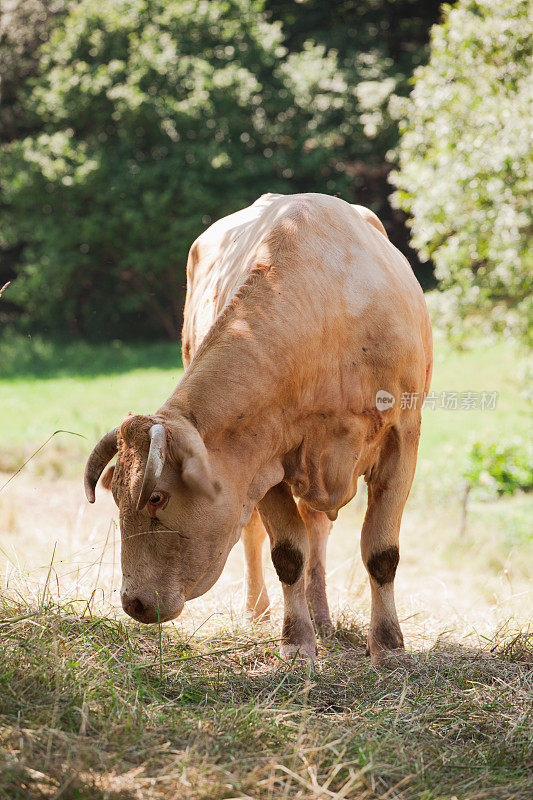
85, 193, 432, 663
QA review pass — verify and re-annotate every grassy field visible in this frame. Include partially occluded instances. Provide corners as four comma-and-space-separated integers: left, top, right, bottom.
0, 336, 532, 799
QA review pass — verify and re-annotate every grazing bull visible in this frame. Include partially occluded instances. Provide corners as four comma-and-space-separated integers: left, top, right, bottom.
85, 193, 432, 662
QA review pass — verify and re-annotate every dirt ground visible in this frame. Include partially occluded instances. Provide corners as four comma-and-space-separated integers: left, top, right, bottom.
2, 467, 530, 649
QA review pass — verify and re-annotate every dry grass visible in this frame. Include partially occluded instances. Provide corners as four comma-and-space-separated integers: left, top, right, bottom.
1, 469, 532, 800
0, 336, 531, 798
0, 595, 531, 800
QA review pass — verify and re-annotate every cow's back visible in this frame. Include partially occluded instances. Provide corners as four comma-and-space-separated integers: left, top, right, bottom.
182, 193, 431, 401
182, 193, 284, 366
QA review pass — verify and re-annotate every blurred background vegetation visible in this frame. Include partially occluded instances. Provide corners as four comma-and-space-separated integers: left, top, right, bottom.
0, 9, 531, 794
1, 0, 529, 343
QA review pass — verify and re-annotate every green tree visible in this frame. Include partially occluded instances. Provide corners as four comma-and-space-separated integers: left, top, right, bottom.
266, 0, 444, 281
0, 0, 69, 319
0, 0, 68, 143
1, 0, 360, 339
391, 0, 532, 343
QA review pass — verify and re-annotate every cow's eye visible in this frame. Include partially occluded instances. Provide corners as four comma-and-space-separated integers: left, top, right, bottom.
149, 491, 167, 507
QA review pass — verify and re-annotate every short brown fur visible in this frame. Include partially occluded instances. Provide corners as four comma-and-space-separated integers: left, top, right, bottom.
85, 192, 432, 659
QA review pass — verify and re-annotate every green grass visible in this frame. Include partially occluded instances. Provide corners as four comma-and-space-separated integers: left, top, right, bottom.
1, 334, 530, 510
414, 336, 531, 496
0, 338, 182, 468
0, 334, 529, 466
1, 597, 531, 800
0, 334, 181, 380
1, 335, 532, 799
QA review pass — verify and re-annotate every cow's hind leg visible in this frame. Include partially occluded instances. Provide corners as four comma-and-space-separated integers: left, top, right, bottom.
298, 500, 333, 635
242, 508, 270, 621
258, 483, 316, 660
361, 419, 420, 664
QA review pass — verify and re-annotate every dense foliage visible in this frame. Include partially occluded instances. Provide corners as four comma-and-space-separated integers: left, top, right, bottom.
2, 0, 351, 337
1, 0, 442, 340
464, 440, 533, 497
266, 0, 442, 253
392, 0, 532, 344
0, 0, 70, 303
0, 0, 68, 143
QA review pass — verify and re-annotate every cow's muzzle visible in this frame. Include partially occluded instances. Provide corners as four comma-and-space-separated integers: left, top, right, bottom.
121, 589, 184, 624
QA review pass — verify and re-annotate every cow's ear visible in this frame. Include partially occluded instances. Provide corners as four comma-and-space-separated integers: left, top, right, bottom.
168, 418, 220, 500
101, 465, 115, 490
181, 452, 220, 500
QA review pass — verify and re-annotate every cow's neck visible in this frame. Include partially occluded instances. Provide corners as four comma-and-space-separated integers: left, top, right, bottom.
157, 281, 301, 493
159, 340, 291, 460
162, 271, 298, 445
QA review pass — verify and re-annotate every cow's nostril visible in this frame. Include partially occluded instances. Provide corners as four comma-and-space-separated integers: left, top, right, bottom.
130, 597, 145, 619
122, 593, 148, 621
121, 590, 183, 623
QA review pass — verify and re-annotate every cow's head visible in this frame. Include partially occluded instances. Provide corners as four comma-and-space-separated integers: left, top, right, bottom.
84, 414, 241, 623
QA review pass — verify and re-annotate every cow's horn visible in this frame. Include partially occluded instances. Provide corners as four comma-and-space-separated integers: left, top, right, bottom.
84, 427, 119, 503
136, 424, 167, 511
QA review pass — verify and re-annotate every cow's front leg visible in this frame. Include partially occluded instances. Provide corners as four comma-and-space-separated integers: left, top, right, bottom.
298, 499, 333, 635
258, 483, 316, 660
361, 419, 420, 664
242, 508, 270, 621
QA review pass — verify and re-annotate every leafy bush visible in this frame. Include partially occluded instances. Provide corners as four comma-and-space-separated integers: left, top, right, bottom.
1, 0, 448, 340
463, 441, 533, 497
0, 0, 362, 339
392, 0, 532, 344
0, 0, 69, 143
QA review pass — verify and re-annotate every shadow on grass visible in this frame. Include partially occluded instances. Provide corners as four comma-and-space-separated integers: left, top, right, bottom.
1, 335, 181, 380
1, 600, 531, 800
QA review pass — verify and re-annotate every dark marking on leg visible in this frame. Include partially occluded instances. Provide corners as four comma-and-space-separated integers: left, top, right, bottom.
367, 546, 399, 586
271, 541, 304, 585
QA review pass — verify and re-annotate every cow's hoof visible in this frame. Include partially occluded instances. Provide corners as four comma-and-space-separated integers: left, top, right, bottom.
366, 622, 404, 665
244, 589, 270, 622
367, 646, 405, 666
314, 617, 334, 638
280, 642, 317, 662
245, 605, 270, 623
